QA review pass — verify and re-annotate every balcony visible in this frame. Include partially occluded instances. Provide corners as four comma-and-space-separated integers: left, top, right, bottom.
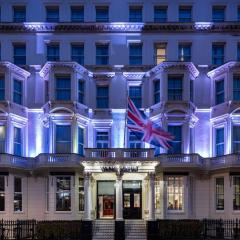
84, 148, 155, 161
0, 154, 33, 170
208, 154, 240, 170
158, 153, 204, 169
35, 153, 82, 169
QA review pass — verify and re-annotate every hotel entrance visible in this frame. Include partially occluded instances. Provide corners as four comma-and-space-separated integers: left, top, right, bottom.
97, 181, 115, 219
123, 180, 142, 219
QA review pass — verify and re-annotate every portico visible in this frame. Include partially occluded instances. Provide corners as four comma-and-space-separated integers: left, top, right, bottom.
82, 157, 158, 220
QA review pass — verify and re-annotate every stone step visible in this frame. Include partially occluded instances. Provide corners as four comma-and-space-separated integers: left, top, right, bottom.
92, 220, 115, 240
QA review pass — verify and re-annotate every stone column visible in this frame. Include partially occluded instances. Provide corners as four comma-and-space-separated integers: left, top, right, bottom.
84, 172, 92, 220
148, 172, 155, 220
116, 173, 123, 220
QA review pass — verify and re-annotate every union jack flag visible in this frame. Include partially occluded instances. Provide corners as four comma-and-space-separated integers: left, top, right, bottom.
127, 97, 174, 149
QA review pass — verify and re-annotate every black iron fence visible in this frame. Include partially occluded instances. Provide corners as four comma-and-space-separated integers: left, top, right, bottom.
0, 220, 92, 240
1, 219, 240, 240
147, 219, 240, 240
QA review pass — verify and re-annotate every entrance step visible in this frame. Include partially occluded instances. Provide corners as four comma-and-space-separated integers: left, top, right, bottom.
92, 220, 115, 240
125, 220, 147, 240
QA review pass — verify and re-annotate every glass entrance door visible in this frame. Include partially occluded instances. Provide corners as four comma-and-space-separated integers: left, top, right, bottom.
123, 180, 142, 219
97, 181, 115, 219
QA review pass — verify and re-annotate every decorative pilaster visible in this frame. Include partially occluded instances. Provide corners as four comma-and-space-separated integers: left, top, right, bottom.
148, 172, 155, 220
84, 172, 92, 220
116, 172, 123, 220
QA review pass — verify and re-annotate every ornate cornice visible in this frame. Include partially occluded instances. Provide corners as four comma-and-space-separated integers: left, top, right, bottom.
207, 61, 240, 79
0, 61, 30, 78
39, 61, 92, 78
0, 22, 239, 33
123, 72, 145, 80
147, 61, 199, 79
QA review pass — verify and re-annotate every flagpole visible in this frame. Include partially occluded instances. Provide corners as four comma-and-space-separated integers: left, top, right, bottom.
123, 77, 128, 149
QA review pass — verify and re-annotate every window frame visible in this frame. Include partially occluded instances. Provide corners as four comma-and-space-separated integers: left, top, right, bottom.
179, 6, 192, 22
154, 80, 160, 104
71, 44, 84, 65
0, 75, 5, 101
95, 6, 109, 22
79, 177, 84, 211
129, 43, 142, 65
166, 176, 184, 212
215, 177, 224, 211
46, 6, 59, 22
215, 127, 224, 157
78, 127, 84, 156
96, 85, 109, 109
129, 85, 142, 108
13, 126, 22, 156
212, 44, 225, 65
154, 43, 167, 64
13, 6, 26, 22
78, 80, 85, 104
47, 43, 60, 61
212, 6, 225, 22
96, 130, 109, 148
71, 6, 84, 22
128, 131, 142, 149
129, 6, 143, 22
215, 79, 224, 105
178, 43, 191, 62
168, 75, 183, 101
14, 177, 22, 212
55, 176, 71, 212
232, 125, 240, 153
168, 125, 182, 154
233, 176, 240, 211
55, 124, 72, 154
13, 44, 26, 65
0, 176, 5, 212
55, 75, 71, 101
154, 6, 167, 23
96, 44, 109, 65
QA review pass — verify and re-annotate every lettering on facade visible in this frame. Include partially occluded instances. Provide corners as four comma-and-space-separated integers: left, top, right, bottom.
101, 166, 138, 173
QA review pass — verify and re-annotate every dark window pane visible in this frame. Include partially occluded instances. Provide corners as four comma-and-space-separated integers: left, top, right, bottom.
96, 7, 109, 22
13, 6, 26, 22
46, 7, 59, 22
179, 7, 192, 22
154, 7, 167, 22
129, 7, 142, 22
71, 6, 84, 22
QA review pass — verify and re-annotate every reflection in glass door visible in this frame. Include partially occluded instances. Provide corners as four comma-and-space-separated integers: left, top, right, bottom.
97, 181, 115, 219
123, 180, 142, 219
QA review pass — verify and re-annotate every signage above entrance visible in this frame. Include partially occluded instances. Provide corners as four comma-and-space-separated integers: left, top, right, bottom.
101, 166, 138, 173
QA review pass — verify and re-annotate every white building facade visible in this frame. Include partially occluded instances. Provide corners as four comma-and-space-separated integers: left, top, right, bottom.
0, 0, 240, 221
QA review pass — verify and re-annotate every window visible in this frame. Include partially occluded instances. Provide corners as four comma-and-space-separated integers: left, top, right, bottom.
96, 85, 109, 108
45, 81, 49, 102
0, 176, 5, 211
96, 44, 109, 65
71, 6, 84, 22
178, 43, 191, 61
0, 76, 5, 101
46, 6, 59, 22
0, 126, 5, 153
14, 177, 22, 212
79, 178, 84, 211
212, 44, 224, 65
215, 79, 224, 104
216, 128, 224, 156
233, 126, 240, 153
233, 176, 240, 210
238, 44, 240, 61
168, 126, 182, 154
78, 80, 84, 104
129, 132, 141, 148
13, 79, 23, 105
55, 76, 71, 101
129, 6, 142, 22
216, 177, 224, 210
212, 6, 225, 22
96, 131, 109, 148
47, 44, 59, 61
13, 6, 26, 22
155, 178, 161, 209
13, 44, 26, 65
96, 6, 109, 22
179, 6, 192, 22
167, 176, 184, 211
129, 43, 142, 65
45, 177, 49, 211
190, 80, 194, 102
154, 80, 160, 104
14, 127, 22, 156
129, 86, 142, 108
154, 6, 167, 22
71, 44, 84, 65
238, 7, 240, 21
168, 75, 183, 101
56, 176, 71, 211
155, 43, 166, 64
233, 75, 240, 101
55, 125, 71, 153
78, 127, 84, 156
